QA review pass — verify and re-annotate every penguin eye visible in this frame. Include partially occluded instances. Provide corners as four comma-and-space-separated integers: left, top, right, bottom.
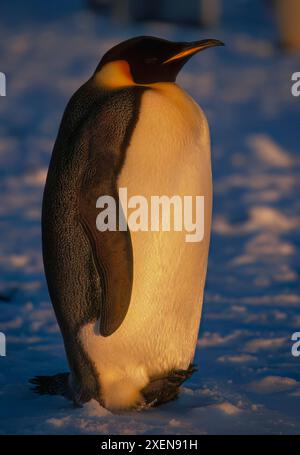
144, 57, 159, 64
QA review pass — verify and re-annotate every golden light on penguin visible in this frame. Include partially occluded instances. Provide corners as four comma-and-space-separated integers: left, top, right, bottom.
36, 35, 224, 411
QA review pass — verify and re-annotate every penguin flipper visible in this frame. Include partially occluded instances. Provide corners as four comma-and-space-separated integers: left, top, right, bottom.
79, 207, 133, 337
78, 102, 134, 338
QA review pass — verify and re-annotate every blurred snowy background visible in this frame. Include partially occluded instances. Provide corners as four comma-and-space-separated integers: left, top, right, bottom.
0, 0, 300, 435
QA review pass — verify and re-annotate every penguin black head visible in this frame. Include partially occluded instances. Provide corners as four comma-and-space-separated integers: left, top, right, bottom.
95, 36, 224, 87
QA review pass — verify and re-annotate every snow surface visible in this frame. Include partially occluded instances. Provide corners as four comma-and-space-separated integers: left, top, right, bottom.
0, 0, 300, 435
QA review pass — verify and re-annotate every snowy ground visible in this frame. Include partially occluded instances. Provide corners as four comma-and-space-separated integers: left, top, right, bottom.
0, 0, 300, 434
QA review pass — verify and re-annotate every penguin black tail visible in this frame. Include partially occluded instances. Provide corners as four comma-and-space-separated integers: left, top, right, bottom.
29, 373, 70, 397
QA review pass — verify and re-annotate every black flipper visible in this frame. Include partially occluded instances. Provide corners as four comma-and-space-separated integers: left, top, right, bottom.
77, 88, 146, 337
79, 174, 133, 337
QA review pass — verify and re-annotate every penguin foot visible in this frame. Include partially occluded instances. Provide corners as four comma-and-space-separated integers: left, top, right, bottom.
142, 364, 197, 407
29, 373, 71, 398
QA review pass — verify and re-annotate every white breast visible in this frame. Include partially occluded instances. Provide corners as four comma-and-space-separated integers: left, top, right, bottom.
80, 83, 212, 409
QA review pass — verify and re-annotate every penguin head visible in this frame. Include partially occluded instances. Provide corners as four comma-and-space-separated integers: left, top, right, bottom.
95, 36, 224, 87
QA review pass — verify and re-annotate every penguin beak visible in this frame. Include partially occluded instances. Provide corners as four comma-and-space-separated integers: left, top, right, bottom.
162, 39, 224, 64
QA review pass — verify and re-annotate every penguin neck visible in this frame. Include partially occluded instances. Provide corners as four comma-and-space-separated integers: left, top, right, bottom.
94, 61, 197, 125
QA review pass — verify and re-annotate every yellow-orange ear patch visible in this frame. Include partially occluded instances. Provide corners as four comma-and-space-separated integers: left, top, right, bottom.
94, 60, 135, 88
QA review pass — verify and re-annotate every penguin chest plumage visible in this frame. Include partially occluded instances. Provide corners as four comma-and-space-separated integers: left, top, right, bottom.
80, 83, 212, 409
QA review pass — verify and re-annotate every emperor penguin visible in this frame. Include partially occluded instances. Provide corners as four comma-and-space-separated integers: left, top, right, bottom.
31, 36, 223, 411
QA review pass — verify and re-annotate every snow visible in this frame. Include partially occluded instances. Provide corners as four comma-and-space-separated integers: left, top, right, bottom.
244, 337, 286, 353
0, 0, 300, 435
247, 134, 293, 168
217, 354, 257, 364
247, 376, 300, 394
